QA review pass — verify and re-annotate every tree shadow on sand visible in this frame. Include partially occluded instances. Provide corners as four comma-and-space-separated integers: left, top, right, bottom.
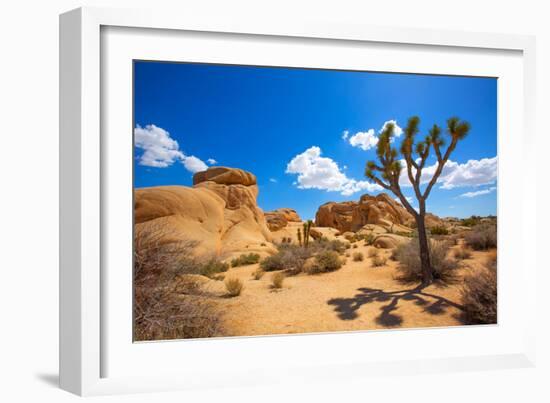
327, 285, 464, 328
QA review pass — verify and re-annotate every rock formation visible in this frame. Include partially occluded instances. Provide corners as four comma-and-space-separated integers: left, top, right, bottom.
135, 167, 274, 257
264, 208, 301, 231
315, 193, 414, 233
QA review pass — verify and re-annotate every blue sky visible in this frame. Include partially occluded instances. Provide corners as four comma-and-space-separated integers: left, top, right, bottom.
134, 61, 497, 220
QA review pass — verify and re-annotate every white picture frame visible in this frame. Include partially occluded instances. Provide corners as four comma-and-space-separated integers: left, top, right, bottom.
60, 6, 537, 396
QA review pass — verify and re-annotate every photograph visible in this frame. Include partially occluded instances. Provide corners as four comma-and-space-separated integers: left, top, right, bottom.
132, 61, 498, 341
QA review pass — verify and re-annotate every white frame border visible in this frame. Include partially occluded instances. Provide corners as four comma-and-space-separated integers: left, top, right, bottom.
59, 6, 537, 396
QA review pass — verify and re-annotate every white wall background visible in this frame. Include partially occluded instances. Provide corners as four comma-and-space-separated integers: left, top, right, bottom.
0, 0, 547, 401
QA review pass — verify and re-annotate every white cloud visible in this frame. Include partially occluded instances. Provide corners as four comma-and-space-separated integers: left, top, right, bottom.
346, 120, 403, 151
134, 124, 210, 173
207, 158, 217, 165
459, 186, 497, 198
399, 156, 498, 190
269, 178, 277, 183
134, 124, 184, 168
349, 129, 378, 151
286, 146, 381, 196
379, 120, 403, 138
182, 156, 208, 173
394, 196, 414, 205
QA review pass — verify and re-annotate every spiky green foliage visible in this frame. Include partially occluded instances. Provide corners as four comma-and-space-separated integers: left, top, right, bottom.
297, 228, 302, 247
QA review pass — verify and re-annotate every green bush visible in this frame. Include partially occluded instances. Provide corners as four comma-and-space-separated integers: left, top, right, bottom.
430, 226, 449, 235
231, 253, 261, 267
198, 258, 230, 278
307, 250, 343, 274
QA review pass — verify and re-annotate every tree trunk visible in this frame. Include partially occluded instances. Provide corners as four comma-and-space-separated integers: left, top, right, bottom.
416, 214, 434, 285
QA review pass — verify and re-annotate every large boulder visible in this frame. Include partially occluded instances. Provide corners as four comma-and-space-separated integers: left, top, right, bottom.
315, 193, 414, 233
264, 208, 302, 231
135, 167, 274, 257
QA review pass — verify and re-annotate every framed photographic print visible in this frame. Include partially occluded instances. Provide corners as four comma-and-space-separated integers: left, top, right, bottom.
60, 7, 537, 396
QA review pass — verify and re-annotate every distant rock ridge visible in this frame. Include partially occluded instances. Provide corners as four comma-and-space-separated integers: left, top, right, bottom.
264, 208, 301, 231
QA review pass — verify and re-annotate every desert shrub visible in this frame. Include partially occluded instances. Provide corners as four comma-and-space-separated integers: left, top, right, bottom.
231, 253, 261, 267
311, 238, 347, 254
430, 226, 449, 235
454, 246, 472, 260
225, 278, 244, 297
461, 259, 497, 324
464, 224, 497, 250
352, 244, 358, 249
271, 272, 285, 289
371, 255, 387, 267
393, 238, 458, 283
251, 269, 265, 280
260, 244, 311, 273
352, 252, 364, 262
198, 258, 230, 278
133, 224, 223, 340
364, 233, 375, 246
461, 216, 481, 227
367, 248, 379, 258
307, 250, 343, 274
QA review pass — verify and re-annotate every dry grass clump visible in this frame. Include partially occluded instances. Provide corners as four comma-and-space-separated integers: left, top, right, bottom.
307, 250, 343, 274
430, 225, 449, 235
231, 253, 260, 267
367, 248, 379, 258
464, 223, 497, 250
198, 258, 230, 278
352, 252, 364, 262
224, 278, 244, 297
133, 223, 224, 341
271, 272, 285, 289
260, 244, 310, 272
453, 246, 472, 260
461, 255, 497, 324
393, 238, 458, 283
370, 255, 387, 267
251, 269, 265, 280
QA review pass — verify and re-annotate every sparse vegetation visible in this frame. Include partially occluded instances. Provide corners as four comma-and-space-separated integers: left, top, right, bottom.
430, 226, 449, 235
271, 272, 285, 289
198, 258, 230, 278
260, 244, 310, 273
231, 253, 261, 267
352, 244, 358, 249
461, 255, 497, 324
367, 248, 379, 258
393, 238, 458, 283
371, 255, 388, 267
352, 252, 364, 262
251, 269, 265, 280
133, 223, 224, 341
225, 278, 244, 297
464, 223, 497, 250
453, 246, 472, 260
364, 233, 375, 246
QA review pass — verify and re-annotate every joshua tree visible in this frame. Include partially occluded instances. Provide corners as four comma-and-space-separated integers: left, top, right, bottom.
365, 116, 470, 285
297, 228, 303, 247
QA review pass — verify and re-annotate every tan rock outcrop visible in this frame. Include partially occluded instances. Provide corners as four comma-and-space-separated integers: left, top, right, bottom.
135, 167, 274, 257
264, 208, 302, 231
315, 193, 414, 233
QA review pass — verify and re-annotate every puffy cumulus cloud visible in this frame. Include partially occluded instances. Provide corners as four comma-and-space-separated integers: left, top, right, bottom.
346, 120, 403, 151
398, 156, 498, 190
134, 124, 210, 173
286, 146, 381, 196
182, 155, 208, 173
207, 158, 217, 165
459, 186, 497, 198
134, 124, 184, 168
349, 129, 378, 151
